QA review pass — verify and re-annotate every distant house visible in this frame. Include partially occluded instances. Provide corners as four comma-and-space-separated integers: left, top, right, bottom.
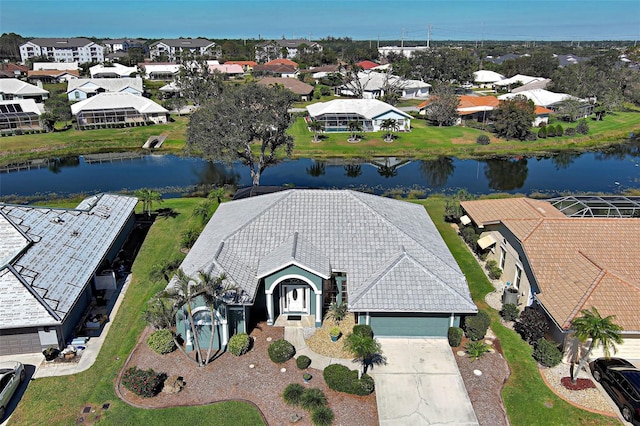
484, 53, 523, 65
224, 61, 257, 72
378, 45, 429, 58
32, 62, 79, 71
0, 63, 28, 79
101, 38, 146, 53
208, 63, 245, 78
71, 92, 169, 129
149, 38, 219, 62
253, 63, 298, 78
493, 74, 545, 91
89, 63, 138, 78
307, 99, 412, 132
257, 77, 314, 101
473, 70, 505, 87
255, 39, 322, 62
67, 77, 144, 101
20, 38, 104, 64
0, 99, 44, 134
0, 193, 138, 355
498, 89, 592, 117
0, 78, 49, 102
337, 71, 430, 99
27, 69, 79, 84
356, 60, 380, 70
138, 63, 181, 80
460, 197, 640, 359
554, 54, 590, 67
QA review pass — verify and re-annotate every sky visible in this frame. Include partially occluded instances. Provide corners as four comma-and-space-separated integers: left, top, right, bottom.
1, 0, 639, 41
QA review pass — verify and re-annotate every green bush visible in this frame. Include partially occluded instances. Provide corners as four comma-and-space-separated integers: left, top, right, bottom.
180, 227, 199, 249
555, 124, 564, 136
282, 383, 305, 406
121, 366, 166, 397
460, 225, 479, 247
323, 364, 374, 396
465, 341, 490, 361
464, 311, 491, 341
311, 406, 335, 426
500, 303, 520, 322
325, 302, 348, 324
546, 125, 556, 137
228, 333, 251, 356
447, 327, 463, 347
146, 329, 176, 355
533, 338, 563, 367
300, 387, 327, 410
538, 126, 547, 138
476, 134, 490, 145
514, 307, 549, 345
576, 119, 589, 135
268, 339, 296, 363
564, 127, 576, 136
296, 355, 312, 369
352, 324, 374, 338
485, 259, 502, 280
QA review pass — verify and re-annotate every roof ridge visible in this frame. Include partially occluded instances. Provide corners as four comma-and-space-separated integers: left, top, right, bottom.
520, 218, 545, 242
564, 253, 606, 327
349, 250, 406, 306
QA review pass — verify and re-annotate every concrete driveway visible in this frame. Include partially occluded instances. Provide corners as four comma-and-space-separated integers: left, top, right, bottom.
371, 338, 478, 426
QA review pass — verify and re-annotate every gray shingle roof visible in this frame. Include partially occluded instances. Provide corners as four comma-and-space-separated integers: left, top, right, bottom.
177, 189, 475, 314
27, 38, 96, 48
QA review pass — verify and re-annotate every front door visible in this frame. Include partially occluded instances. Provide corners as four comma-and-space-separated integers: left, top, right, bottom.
283, 285, 307, 313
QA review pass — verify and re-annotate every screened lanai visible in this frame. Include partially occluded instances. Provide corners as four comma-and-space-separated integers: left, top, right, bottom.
0, 102, 42, 132
548, 195, 640, 218
75, 107, 148, 129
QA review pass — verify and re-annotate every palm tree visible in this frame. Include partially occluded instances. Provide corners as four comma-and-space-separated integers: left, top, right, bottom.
164, 269, 206, 366
347, 120, 362, 142
309, 120, 324, 142
191, 199, 213, 224
198, 270, 233, 365
134, 188, 163, 217
570, 306, 623, 383
343, 332, 385, 378
380, 118, 398, 142
207, 187, 226, 204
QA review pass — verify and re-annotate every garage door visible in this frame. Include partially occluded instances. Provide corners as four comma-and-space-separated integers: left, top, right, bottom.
0, 328, 42, 355
369, 313, 453, 337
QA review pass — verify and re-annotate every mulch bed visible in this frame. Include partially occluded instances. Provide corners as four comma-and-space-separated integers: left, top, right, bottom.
119, 323, 378, 426
560, 377, 596, 391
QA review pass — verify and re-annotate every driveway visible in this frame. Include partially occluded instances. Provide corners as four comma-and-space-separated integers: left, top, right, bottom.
371, 338, 478, 426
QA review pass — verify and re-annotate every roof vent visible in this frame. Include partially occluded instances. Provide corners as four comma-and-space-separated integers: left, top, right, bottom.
71, 230, 79, 237
51, 216, 64, 224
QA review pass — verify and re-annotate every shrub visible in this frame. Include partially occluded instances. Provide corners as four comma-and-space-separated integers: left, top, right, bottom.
448, 327, 463, 347
121, 366, 166, 397
514, 307, 549, 345
533, 338, 563, 367
465, 341, 490, 361
180, 227, 199, 249
300, 387, 327, 410
476, 134, 490, 145
352, 324, 374, 338
146, 329, 176, 355
282, 383, 305, 406
538, 126, 547, 138
296, 355, 312, 369
311, 406, 335, 426
228, 333, 251, 356
460, 225, 479, 247
546, 125, 556, 137
268, 339, 296, 363
576, 119, 589, 135
325, 302, 348, 324
485, 260, 502, 280
500, 303, 520, 322
555, 124, 564, 136
464, 311, 491, 341
564, 127, 576, 136
323, 364, 374, 396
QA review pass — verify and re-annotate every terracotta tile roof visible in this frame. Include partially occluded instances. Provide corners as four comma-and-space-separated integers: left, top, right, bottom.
535, 106, 554, 115
357, 60, 379, 70
27, 69, 79, 78
264, 58, 298, 68
461, 198, 640, 331
225, 61, 257, 67
418, 95, 499, 112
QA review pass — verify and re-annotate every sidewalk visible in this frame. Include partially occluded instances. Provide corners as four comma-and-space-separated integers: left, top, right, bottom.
284, 326, 354, 370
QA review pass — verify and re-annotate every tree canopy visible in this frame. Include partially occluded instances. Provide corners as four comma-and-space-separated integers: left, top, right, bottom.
186, 82, 295, 186
424, 85, 459, 126
492, 95, 536, 141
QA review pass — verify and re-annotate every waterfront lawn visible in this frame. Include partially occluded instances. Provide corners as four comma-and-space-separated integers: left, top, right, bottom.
9, 197, 265, 426
418, 196, 619, 426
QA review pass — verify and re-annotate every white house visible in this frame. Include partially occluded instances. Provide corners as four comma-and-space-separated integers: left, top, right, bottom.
89, 63, 138, 78
67, 77, 144, 101
208, 63, 245, 78
0, 99, 44, 133
149, 38, 218, 62
138, 63, 181, 80
32, 62, 79, 71
20, 38, 104, 64
255, 39, 322, 62
306, 99, 412, 132
473, 70, 505, 87
493, 74, 545, 90
71, 92, 169, 129
0, 78, 49, 101
338, 71, 430, 99
378, 45, 430, 58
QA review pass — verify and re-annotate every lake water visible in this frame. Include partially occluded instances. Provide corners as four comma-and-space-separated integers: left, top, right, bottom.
1, 141, 639, 201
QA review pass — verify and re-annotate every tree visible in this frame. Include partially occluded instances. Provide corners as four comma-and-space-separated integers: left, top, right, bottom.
405, 48, 475, 85
134, 188, 163, 216
309, 120, 324, 142
187, 82, 296, 186
570, 307, 623, 384
175, 58, 224, 106
198, 270, 232, 365
493, 95, 535, 140
0, 32, 25, 62
191, 199, 213, 224
343, 332, 385, 378
424, 85, 459, 126
380, 118, 398, 142
347, 120, 362, 142
207, 187, 226, 204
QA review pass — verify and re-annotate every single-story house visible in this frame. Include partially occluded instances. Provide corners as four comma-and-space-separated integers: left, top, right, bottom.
169, 189, 477, 351
27, 69, 79, 84
89, 63, 138, 78
0, 78, 49, 102
337, 71, 430, 99
0, 193, 138, 355
253, 64, 298, 78
138, 63, 181, 80
307, 98, 412, 132
257, 77, 314, 101
71, 92, 169, 129
208, 64, 245, 78
67, 77, 144, 101
498, 89, 593, 118
473, 70, 505, 87
0, 99, 44, 134
0, 63, 29, 79
264, 58, 298, 69
493, 74, 545, 91
356, 60, 380, 70
224, 61, 257, 72
460, 197, 640, 359
32, 62, 79, 71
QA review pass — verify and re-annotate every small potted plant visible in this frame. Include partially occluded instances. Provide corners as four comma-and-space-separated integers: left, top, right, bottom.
303, 372, 312, 383
43, 346, 59, 362
330, 326, 341, 342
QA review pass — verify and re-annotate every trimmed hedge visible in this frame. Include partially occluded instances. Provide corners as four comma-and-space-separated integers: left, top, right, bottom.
464, 311, 491, 341
121, 366, 166, 397
323, 364, 375, 396
533, 338, 563, 367
352, 324, 374, 338
146, 329, 176, 355
296, 355, 312, 369
268, 339, 295, 363
228, 333, 251, 356
447, 326, 463, 347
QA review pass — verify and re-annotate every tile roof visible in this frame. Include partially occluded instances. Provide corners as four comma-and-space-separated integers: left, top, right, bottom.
0, 78, 49, 96
175, 190, 476, 314
257, 77, 314, 95
67, 77, 143, 94
357, 60, 379, 70
28, 70, 80, 78
265, 58, 298, 68
307, 99, 412, 120
461, 198, 640, 331
70, 92, 168, 115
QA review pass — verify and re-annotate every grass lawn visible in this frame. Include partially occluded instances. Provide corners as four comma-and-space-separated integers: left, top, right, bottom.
417, 196, 619, 426
9, 197, 265, 426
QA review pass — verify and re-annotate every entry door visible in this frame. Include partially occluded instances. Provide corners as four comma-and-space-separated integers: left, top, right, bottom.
284, 285, 306, 313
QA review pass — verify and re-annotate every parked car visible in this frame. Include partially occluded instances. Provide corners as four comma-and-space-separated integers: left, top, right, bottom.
0, 361, 25, 420
590, 357, 640, 425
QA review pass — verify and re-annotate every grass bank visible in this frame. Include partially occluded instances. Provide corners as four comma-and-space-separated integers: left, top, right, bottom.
9, 197, 265, 426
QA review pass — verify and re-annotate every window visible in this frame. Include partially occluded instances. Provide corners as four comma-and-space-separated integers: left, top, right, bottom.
500, 247, 506, 270
514, 265, 523, 289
